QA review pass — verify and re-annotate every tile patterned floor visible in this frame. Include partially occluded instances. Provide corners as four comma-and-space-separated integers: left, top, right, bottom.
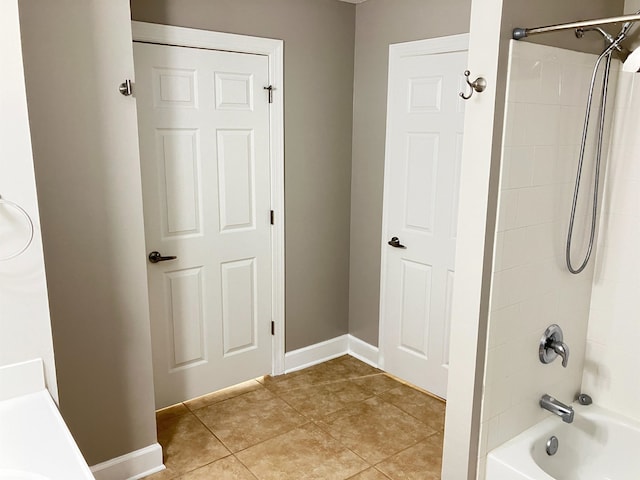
146, 355, 445, 480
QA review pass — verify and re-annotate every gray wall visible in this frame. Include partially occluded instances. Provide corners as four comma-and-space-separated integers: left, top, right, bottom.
18, 0, 157, 465
348, 0, 472, 346
131, 0, 356, 352
347, 0, 626, 348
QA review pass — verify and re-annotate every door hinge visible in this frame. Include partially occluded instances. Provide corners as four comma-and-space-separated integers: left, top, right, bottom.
270, 210, 275, 225
263, 85, 275, 103
271, 321, 275, 335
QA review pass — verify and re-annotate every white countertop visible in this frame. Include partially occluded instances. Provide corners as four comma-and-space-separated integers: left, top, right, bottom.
0, 360, 94, 480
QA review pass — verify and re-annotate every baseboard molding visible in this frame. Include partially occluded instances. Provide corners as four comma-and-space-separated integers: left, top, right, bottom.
284, 334, 379, 373
284, 335, 349, 373
91, 443, 164, 480
347, 335, 379, 368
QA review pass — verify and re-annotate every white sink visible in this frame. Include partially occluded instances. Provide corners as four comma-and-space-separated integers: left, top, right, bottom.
0, 470, 51, 480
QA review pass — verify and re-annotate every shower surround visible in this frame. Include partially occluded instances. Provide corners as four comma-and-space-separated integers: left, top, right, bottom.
583, 71, 640, 424
478, 40, 620, 476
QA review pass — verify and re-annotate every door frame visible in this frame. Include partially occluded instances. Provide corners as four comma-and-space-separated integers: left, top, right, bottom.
131, 21, 286, 376
378, 33, 469, 374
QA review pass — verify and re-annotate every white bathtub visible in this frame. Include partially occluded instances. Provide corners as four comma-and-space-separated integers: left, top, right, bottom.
486, 403, 640, 479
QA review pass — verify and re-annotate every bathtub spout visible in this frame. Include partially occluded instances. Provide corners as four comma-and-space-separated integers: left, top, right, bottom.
540, 394, 574, 423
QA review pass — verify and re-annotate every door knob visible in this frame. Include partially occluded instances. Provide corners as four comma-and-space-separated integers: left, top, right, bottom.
148, 251, 177, 263
388, 237, 406, 249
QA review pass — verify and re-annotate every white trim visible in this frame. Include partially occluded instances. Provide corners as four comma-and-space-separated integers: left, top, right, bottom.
0, 358, 45, 401
284, 335, 379, 373
347, 335, 379, 368
391, 33, 470, 58
130, 21, 286, 376
378, 32, 470, 386
90, 443, 164, 480
284, 335, 349, 373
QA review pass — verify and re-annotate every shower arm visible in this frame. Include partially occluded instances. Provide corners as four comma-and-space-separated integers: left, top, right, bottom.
576, 27, 632, 59
513, 12, 640, 40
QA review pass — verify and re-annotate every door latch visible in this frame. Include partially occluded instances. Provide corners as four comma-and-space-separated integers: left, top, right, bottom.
148, 251, 177, 263
388, 237, 406, 249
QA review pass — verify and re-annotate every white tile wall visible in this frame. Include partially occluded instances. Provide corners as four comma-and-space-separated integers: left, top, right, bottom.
583, 72, 640, 423
478, 41, 606, 477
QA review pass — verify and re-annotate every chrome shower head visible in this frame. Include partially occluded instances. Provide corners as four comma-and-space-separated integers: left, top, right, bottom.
575, 26, 632, 60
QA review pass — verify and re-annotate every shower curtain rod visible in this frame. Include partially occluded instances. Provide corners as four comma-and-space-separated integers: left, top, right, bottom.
513, 12, 640, 40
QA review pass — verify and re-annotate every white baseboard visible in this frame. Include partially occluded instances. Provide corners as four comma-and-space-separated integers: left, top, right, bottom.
284, 334, 379, 373
347, 335, 379, 368
91, 443, 164, 480
284, 334, 349, 373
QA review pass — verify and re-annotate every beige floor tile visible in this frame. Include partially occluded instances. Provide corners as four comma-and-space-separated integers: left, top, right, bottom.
185, 379, 262, 411
378, 385, 446, 432
347, 468, 391, 479
351, 374, 403, 395
236, 423, 369, 480
156, 403, 190, 424
193, 387, 307, 452
148, 357, 445, 480
279, 379, 374, 419
375, 433, 443, 480
262, 355, 382, 394
316, 396, 435, 464
330, 355, 382, 376
174, 456, 257, 480
150, 413, 230, 480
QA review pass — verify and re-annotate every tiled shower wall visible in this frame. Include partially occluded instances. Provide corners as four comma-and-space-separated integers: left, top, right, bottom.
478, 41, 606, 475
583, 72, 640, 423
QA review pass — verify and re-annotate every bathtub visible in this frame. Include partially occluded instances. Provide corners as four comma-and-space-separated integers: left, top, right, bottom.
486, 403, 640, 479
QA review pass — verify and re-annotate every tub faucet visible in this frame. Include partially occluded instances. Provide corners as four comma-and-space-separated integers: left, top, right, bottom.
540, 394, 574, 423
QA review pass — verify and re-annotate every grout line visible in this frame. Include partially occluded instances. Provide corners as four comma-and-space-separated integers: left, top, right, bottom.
381, 372, 446, 403
188, 408, 236, 455
264, 372, 391, 396
371, 433, 438, 469
182, 380, 264, 413
154, 357, 445, 479
231, 454, 260, 480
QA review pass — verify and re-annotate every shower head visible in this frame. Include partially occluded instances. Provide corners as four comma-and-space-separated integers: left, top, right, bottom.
575, 26, 632, 59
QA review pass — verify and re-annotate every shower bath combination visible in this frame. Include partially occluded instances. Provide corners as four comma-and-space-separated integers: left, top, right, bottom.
513, 11, 640, 274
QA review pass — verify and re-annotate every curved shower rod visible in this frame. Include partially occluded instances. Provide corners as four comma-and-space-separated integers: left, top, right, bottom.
513, 12, 640, 40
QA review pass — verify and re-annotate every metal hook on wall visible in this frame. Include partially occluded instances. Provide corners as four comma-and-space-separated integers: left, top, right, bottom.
459, 70, 487, 100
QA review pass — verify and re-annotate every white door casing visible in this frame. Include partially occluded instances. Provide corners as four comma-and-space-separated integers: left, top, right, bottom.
379, 35, 469, 399
132, 23, 284, 408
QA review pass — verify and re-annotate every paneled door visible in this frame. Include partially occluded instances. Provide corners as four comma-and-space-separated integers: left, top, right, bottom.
134, 42, 272, 408
379, 36, 468, 399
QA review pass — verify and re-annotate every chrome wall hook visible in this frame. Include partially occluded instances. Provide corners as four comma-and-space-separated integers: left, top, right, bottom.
459, 70, 487, 100
119, 79, 133, 96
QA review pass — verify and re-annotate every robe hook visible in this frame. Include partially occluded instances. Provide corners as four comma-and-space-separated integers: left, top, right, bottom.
460, 70, 487, 100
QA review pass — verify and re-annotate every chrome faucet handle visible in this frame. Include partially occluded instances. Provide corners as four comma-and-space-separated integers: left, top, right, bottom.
540, 324, 570, 368
551, 341, 569, 368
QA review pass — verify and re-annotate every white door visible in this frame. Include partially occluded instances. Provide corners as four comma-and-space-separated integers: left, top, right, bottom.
134, 42, 273, 408
380, 36, 468, 399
